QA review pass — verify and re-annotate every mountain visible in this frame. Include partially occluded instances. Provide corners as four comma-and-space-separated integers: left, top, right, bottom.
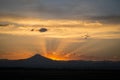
23, 54, 53, 62
0, 54, 57, 68
0, 54, 120, 69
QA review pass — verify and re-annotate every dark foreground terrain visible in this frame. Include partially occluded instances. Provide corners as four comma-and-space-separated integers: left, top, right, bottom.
0, 54, 120, 79
0, 68, 120, 80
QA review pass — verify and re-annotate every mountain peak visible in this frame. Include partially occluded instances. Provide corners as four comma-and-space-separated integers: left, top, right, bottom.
27, 53, 52, 62
32, 53, 42, 58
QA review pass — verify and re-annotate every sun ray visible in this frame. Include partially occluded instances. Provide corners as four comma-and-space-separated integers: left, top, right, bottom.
68, 40, 100, 56
46, 39, 58, 53
55, 38, 73, 55
38, 37, 47, 56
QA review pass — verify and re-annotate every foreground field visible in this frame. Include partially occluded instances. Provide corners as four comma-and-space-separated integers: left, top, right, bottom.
0, 68, 120, 80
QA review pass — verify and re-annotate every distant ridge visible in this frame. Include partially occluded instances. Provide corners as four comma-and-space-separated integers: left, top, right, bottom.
0, 53, 120, 69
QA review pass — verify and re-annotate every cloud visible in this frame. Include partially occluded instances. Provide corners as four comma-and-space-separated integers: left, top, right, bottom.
0, 23, 9, 26
0, 0, 120, 20
89, 16, 120, 24
0, 0, 120, 25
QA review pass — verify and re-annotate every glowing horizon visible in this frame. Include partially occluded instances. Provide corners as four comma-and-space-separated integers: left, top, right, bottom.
0, 18, 120, 61
0, 0, 120, 61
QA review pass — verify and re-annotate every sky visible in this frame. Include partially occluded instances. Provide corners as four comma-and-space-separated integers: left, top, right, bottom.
0, 0, 120, 61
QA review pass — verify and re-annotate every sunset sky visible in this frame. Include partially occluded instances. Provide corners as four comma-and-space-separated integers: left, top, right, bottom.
0, 0, 120, 61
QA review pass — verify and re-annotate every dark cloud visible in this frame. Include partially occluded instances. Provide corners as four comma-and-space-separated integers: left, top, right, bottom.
89, 16, 120, 24
30, 0, 120, 19
0, 21, 23, 27
0, 0, 120, 24
0, 22, 9, 26
39, 28, 48, 32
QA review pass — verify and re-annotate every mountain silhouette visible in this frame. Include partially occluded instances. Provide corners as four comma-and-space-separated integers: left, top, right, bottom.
0, 54, 59, 68
20, 54, 59, 68
25, 54, 53, 62
0, 54, 120, 69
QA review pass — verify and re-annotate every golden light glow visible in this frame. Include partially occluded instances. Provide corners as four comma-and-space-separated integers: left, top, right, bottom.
44, 52, 69, 61
0, 17, 120, 61
0, 53, 33, 60
0, 17, 102, 26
